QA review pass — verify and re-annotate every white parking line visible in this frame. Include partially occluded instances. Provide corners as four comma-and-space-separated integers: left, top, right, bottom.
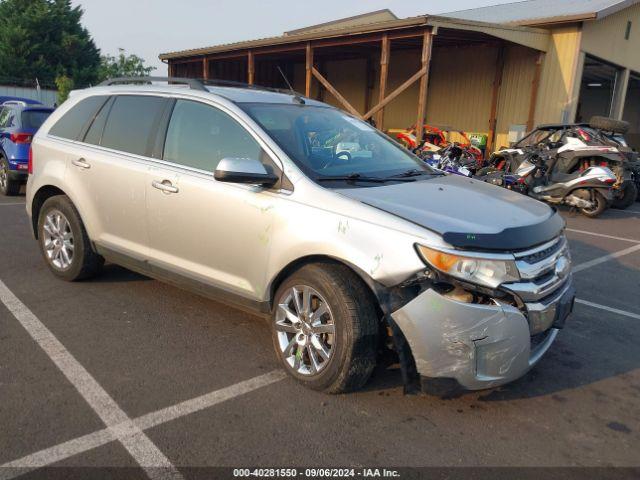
576, 299, 640, 320
0, 370, 285, 479
0, 202, 25, 207
566, 228, 640, 244
573, 244, 640, 273
0, 279, 183, 480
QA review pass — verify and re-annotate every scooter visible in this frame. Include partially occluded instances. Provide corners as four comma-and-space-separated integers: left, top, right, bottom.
480, 153, 617, 218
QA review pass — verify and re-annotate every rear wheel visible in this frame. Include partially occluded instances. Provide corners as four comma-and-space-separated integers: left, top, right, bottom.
611, 181, 638, 210
271, 263, 378, 393
579, 190, 607, 218
0, 157, 20, 196
37, 195, 104, 281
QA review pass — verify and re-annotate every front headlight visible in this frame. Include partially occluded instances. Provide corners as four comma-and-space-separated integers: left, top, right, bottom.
417, 245, 520, 289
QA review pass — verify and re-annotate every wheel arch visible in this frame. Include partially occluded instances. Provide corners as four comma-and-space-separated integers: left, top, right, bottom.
267, 254, 386, 317
30, 184, 67, 239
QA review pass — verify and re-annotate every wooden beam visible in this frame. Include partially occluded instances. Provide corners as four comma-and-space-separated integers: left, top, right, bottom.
375, 33, 390, 129
311, 67, 361, 117
305, 43, 313, 97
527, 52, 545, 131
363, 66, 427, 120
486, 45, 506, 155
415, 30, 434, 144
247, 50, 255, 85
202, 58, 209, 80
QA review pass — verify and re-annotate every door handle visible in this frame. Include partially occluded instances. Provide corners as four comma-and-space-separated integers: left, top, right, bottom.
152, 180, 179, 194
71, 158, 91, 169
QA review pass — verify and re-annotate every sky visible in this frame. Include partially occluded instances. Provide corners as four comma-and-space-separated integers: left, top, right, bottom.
72, 0, 518, 73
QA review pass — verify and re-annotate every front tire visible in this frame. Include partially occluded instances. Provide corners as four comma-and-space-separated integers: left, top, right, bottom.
37, 195, 104, 281
271, 263, 378, 393
611, 181, 638, 210
0, 157, 20, 196
580, 191, 607, 218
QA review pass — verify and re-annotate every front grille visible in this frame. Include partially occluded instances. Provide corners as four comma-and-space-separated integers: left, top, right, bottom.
517, 238, 564, 265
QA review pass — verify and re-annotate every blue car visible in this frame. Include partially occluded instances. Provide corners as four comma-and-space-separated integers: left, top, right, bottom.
0, 100, 54, 195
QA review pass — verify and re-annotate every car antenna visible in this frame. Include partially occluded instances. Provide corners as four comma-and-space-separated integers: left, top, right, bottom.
277, 66, 305, 104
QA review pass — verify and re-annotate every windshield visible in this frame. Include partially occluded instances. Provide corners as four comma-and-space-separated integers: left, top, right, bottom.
21, 110, 52, 129
240, 103, 436, 186
516, 129, 555, 148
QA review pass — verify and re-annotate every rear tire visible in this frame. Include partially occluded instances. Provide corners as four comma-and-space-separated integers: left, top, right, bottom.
589, 116, 630, 134
37, 195, 104, 281
579, 191, 607, 218
612, 181, 638, 210
270, 262, 378, 393
0, 157, 20, 196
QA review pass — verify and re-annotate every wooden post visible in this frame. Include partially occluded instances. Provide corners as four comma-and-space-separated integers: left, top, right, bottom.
202, 57, 209, 80
363, 67, 427, 120
247, 50, 255, 85
305, 43, 313, 97
312, 67, 361, 117
415, 30, 434, 145
486, 45, 506, 155
376, 33, 390, 129
527, 52, 544, 131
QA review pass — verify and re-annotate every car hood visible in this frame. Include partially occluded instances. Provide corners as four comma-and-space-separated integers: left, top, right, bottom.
336, 174, 565, 251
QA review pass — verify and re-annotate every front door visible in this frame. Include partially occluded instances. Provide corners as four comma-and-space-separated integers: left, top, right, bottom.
145, 99, 278, 304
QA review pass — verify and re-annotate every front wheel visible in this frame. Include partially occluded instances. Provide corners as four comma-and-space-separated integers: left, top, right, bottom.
611, 181, 638, 210
271, 263, 378, 393
580, 191, 607, 218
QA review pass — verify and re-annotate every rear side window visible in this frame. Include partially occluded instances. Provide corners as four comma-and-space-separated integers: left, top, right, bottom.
0, 108, 8, 128
163, 100, 261, 171
49, 96, 108, 140
101, 95, 167, 156
21, 110, 52, 129
83, 98, 113, 146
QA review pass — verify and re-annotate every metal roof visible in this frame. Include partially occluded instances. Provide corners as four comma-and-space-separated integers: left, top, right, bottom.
159, 15, 550, 60
442, 0, 640, 26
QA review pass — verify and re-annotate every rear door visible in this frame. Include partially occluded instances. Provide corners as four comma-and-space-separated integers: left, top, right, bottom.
145, 98, 279, 304
71, 94, 169, 262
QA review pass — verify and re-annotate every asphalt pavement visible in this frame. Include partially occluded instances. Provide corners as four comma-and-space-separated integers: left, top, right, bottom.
0, 194, 639, 479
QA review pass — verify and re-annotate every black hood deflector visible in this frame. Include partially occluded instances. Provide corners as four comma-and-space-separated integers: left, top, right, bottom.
441, 210, 565, 251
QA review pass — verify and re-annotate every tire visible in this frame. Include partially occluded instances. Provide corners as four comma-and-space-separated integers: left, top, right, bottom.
0, 157, 21, 196
589, 116, 630, 134
579, 191, 607, 218
37, 195, 104, 281
612, 181, 638, 210
271, 262, 378, 393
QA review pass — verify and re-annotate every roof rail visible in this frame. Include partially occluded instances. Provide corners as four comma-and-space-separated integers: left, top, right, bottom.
98, 76, 208, 92
1, 100, 28, 107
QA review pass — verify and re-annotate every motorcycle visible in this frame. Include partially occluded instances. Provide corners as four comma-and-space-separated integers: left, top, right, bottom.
479, 152, 617, 218
420, 143, 481, 177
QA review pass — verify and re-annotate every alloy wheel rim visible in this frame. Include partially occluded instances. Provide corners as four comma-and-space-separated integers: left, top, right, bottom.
43, 210, 74, 270
275, 285, 335, 376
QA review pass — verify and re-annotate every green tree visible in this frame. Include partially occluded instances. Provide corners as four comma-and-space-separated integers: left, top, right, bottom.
98, 48, 155, 82
55, 74, 74, 104
0, 0, 101, 88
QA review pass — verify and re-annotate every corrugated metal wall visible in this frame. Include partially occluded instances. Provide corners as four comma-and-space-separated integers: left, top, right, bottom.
495, 45, 538, 149
534, 25, 582, 125
0, 85, 57, 107
582, 2, 640, 73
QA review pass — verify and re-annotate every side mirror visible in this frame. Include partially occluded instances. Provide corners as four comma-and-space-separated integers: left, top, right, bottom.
214, 158, 279, 186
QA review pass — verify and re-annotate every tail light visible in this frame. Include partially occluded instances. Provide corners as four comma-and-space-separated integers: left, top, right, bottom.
10, 133, 33, 144
603, 178, 616, 184
28, 147, 33, 175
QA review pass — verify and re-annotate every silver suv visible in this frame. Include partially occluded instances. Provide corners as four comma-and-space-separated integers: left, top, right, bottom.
26, 78, 575, 395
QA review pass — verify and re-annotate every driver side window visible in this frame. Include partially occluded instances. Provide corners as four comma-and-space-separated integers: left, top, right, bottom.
163, 100, 263, 172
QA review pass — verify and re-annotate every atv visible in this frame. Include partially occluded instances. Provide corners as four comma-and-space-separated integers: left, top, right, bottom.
485, 117, 637, 209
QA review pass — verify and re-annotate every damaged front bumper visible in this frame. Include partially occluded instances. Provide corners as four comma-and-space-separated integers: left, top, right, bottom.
390, 278, 575, 392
